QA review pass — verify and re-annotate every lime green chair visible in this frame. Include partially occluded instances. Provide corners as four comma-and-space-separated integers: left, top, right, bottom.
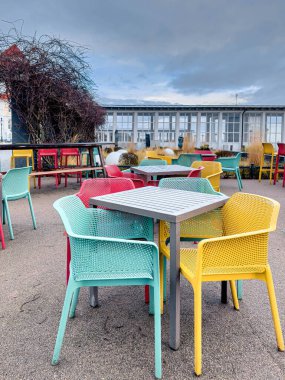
52, 195, 162, 378
2, 166, 37, 240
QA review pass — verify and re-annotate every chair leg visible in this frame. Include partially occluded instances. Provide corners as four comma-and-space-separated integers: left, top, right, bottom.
159, 253, 164, 314
163, 256, 167, 302
69, 288, 80, 318
230, 281, 240, 310
27, 193, 37, 229
145, 285, 149, 304
153, 283, 162, 379
237, 280, 243, 300
4, 199, 14, 240
149, 286, 154, 315
2, 200, 5, 225
269, 154, 274, 185
265, 268, 284, 351
52, 283, 76, 365
194, 283, 202, 376
0, 219, 6, 249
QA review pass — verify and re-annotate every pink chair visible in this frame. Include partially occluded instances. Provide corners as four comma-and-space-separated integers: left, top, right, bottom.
105, 165, 145, 188
60, 148, 82, 187
273, 143, 285, 186
37, 149, 58, 189
187, 166, 204, 178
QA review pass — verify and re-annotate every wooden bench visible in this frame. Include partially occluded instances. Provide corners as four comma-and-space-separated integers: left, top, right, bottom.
29, 166, 104, 188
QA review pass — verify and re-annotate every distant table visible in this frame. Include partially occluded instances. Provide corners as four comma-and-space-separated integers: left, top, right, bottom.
90, 186, 228, 350
130, 164, 193, 182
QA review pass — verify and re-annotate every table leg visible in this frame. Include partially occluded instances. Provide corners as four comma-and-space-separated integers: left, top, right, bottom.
89, 287, 99, 307
169, 221, 181, 350
221, 281, 228, 304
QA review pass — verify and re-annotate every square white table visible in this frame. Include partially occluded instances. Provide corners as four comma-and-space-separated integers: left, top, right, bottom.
90, 186, 228, 350
130, 164, 193, 182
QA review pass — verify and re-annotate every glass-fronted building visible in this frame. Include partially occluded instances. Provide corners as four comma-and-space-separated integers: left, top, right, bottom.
96, 105, 285, 150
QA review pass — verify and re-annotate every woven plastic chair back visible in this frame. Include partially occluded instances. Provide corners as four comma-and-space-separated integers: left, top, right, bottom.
201, 193, 280, 273
76, 178, 135, 207
277, 143, 285, 156
54, 195, 155, 281
2, 167, 31, 198
188, 166, 204, 177
105, 165, 124, 178
175, 154, 202, 167
262, 142, 275, 155
216, 153, 242, 169
140, 159, 167, 166
159, 177, 219, 194
191, 161, 221, 176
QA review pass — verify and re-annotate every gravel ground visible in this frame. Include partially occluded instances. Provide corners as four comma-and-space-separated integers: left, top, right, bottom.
1, 177, 285, 380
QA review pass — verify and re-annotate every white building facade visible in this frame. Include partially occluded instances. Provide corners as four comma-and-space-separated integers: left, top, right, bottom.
97, 105, 285, 150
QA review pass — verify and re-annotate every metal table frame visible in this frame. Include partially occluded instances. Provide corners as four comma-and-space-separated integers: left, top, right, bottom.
89, 186, 228, 350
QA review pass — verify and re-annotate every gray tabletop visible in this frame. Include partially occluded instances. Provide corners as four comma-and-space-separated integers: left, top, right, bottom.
130, 164, 193, 177
89, 186, 228, 222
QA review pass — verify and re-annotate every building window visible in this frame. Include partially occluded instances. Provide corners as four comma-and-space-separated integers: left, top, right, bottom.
201, 113, 219, 147
96, 112, 113, 142
266, 114, 282, 145
158, 113, 176, 144
117, 112, 133, 142
222, 113, 240, 144
179, 113, 197, 142
137, 113, 154, 142
243, 113, 262, 145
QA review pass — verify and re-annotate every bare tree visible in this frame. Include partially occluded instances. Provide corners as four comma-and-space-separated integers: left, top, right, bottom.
0, 29, 105, 143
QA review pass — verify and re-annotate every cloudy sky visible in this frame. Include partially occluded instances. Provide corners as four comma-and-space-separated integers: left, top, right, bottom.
1, 0, 285, 106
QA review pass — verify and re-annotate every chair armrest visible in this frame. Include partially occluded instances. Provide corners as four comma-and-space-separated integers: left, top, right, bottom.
197, 229, 272, 272
206, 171, 223, 179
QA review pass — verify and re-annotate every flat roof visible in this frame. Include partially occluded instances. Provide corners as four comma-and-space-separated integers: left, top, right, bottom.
103, 104, 285, 112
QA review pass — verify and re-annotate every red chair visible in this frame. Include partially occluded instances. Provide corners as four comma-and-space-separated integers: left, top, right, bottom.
187, 166, 204, 178
60, 148, 82, 187
105, 165, 145, 188
273, 143, 285, 185
37, 149, 58, 189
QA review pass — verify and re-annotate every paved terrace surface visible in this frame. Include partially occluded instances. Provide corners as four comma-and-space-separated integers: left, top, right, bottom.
1, 178, 285, 380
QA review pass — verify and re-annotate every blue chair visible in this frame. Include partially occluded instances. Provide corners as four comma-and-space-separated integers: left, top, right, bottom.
2, 166, 37, 240
216, 153, 243, 191
52, 195, 162, 378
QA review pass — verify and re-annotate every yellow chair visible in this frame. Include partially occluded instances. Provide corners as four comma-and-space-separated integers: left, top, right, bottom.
259, 143, 275, 184
10, 149, 36, 189
191, 161, 222, 191
160, 192, 284, 375
145, 151, 176, 164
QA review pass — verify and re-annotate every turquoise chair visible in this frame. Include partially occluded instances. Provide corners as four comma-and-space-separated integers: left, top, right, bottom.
171, 153, 202, 166
2, 166, 37, 240
216, 153, 243, 191
158, 177, 242, 300
81, 148, 103, 178
52, 195, 162, 378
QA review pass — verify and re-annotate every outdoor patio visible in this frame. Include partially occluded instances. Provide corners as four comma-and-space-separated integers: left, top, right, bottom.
0, 178, 285, 380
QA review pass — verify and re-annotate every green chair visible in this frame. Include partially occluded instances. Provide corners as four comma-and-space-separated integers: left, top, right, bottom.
2, 166, 37, 240
81, 148, 103, 178
52, 195, 162, 378
123, 158, 167, 174
216, 153, 243, 191
158, 177, 242, 301
171, 153, 202, 166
